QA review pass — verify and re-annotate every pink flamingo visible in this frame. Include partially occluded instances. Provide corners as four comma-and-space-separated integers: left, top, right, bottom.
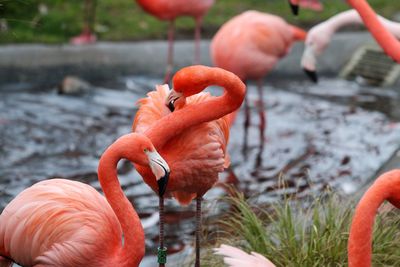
0, 133, 170, 267
70, 0, 97, 45
210, 10, 306, 141
214, 169, 400, 267
290, 0, 400, 63
135, 0, 215, 83
301, 9, 400, 82
288, 0, 323, 15
132, 65, 246, 267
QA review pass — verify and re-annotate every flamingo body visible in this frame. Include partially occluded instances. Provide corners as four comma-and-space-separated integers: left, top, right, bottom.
0, 133, 170, 267
214, 244, 275, 267
133, 84, 230, 204
211, 10, 306, 81
136, 0, 214, 20
0, 179, 122, 267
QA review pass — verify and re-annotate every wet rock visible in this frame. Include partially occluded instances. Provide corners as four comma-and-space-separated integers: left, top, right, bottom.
58, 76, 91, 95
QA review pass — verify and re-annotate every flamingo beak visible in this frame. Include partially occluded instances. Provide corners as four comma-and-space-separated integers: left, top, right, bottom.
165, 89, 183, 112
289, 0, 299, 15
303, 68, 318, 83
301, 45, 318, 83
147, 151, 170, 197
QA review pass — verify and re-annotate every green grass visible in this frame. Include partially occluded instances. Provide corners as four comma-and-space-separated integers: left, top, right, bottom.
199, 188, 400, 267
1, 0, 400, 44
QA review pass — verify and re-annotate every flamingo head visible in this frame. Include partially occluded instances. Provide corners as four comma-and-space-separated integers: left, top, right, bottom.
301, 26, 331, 83
288, 0, 299, 15
165, 88, 185, 112
137, 136, 170, 196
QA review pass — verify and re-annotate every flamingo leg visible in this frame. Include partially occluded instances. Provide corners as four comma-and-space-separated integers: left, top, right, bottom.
256, 79, 266, 145
195, 196, 203, 267
164, 20, 175, 84
242, 81, 250, 157
158, 196, 167, 267
194, 17, 203, 64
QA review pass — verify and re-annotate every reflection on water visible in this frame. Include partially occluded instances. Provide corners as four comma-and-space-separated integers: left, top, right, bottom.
0, 77, 399, 266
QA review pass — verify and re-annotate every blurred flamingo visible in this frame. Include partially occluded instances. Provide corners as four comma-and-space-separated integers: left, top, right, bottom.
132, 65, 246, 267
289, 0, 323, 15
0, 133, 170, 267
301, 9, 400, 82
135, 0, 215, 83
348, 170, 400, 267
290, 1, 400, 63
214, 244, 276, 267
214, 169, 400, 267
211, 10, 306, 143
70, 0, 97, 45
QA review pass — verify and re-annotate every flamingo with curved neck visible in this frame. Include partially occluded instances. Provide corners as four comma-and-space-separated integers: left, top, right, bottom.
132, 65, 245, 267
301, 9, 400, 82
291, 0, 400, 63
214, 169, 400, 267
348, 169, 400, 267
0, 133, 169, 267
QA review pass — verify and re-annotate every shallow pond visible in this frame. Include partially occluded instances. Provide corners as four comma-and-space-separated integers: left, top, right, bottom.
0, 76, 399, 266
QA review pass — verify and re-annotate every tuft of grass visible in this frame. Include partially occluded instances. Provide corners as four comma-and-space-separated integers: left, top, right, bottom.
201, 189, 400, 267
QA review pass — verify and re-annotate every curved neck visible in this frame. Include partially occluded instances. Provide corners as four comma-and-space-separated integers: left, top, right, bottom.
348, 0, 400, 62
348, 170, 400, 267
146, 66, 245, 148
97, 136, 145, 266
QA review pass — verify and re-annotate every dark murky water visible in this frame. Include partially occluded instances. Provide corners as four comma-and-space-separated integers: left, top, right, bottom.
0, 77, 399, 266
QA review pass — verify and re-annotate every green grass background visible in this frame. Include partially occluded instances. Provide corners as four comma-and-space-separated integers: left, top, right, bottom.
1, 0, 400, 43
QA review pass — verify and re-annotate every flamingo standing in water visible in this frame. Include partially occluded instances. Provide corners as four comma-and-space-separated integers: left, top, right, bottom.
301, 9, 400, 82
214, 169, 400, 267
211, 10, 306, 143
0, 133, 170, 267
135, 0, 215, 83
132, 65, 246, 267
290, 0, 400, 63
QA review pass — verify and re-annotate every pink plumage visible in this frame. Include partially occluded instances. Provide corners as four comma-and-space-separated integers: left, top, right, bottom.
0, 179, 121, 267
211, 10, 306, 81
214, 244, 275, 267
133, 84, 230, 204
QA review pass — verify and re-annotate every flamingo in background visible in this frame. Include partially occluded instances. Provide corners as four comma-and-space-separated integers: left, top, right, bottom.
132, 65, 246, 267
290, 0, 400, 63
0, 133, 170, 267
211, 10, 306, 143
288, 0, 323, 15
301, 9, 400, 82
214, 169, 400, 267
135, 0, 215, 83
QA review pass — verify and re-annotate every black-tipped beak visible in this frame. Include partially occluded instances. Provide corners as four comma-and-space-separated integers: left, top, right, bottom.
157, 169, 169, 197
303, 68, 318, 83
289, 1, 299, 16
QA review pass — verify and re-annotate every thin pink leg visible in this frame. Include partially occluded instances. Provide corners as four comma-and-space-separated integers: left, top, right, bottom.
256, 79, 266, 144
194, 17, 202, 64
163, 20, 175, 84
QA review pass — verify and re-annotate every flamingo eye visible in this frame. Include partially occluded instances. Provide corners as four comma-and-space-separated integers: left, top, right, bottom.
144, 148, 149, 153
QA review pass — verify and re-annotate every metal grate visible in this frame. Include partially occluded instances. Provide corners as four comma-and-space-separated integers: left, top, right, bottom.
340, 45, 400, 87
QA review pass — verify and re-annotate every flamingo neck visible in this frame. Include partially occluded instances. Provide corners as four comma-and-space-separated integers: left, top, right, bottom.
97, 137, 145, 266
347, 0, 400, 62
348, 170, 400, 267
327, 10, 365, 32
145, 66, 245, 149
